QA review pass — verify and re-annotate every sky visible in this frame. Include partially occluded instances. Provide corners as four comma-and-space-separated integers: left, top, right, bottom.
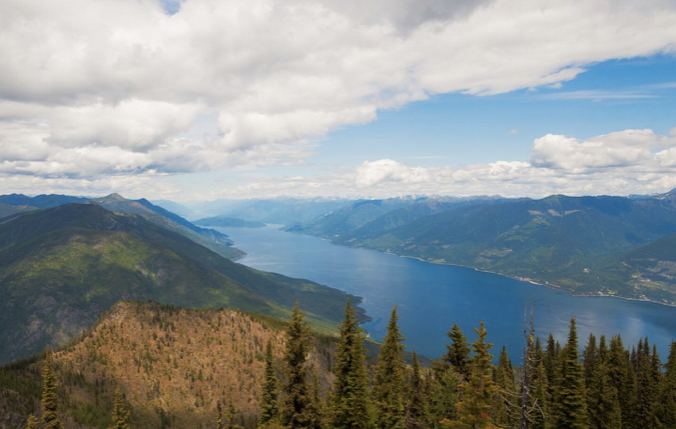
1, 0, 675, 201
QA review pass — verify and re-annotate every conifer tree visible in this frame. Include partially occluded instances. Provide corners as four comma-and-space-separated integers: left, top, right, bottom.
429, 362, 460, 426
657, 341, 676, 427
109, 389, 130, 429
330, 299, 371, 429
308, 365, 325, 429
586, 360, 620, 429
373, 306, 406, 429
606, 335, 635, 426
226, 398, 241, 429
444, 321, 497, 429
494, 346, 515, 428
260, 340, 279, 427
445, 325, 471, 378
280, 302, 314, 428
583, 334, 598, 389
217, 401, 224, 429
41, 347, 64, 429
551, 316, 587, 429
406, 351, 429, 429
25, 414, 38, 429
529, 359, 549, 429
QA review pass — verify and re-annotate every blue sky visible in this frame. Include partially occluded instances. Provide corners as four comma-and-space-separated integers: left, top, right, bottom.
317, 55, 676, 169
1, 0, 676, 200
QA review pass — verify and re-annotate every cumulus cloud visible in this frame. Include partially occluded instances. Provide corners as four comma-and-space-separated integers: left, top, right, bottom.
1, 0, 676, 187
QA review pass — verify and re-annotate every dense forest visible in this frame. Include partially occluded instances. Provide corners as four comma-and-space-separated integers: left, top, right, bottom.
4, 299, 676, 429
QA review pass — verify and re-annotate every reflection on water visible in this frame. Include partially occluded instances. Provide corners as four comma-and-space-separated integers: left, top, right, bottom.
219, 225, 676, 361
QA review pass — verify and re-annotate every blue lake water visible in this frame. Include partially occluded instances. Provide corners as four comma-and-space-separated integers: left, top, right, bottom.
219, 225, 676, 362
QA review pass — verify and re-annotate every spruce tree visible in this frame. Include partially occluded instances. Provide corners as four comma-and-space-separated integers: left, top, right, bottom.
41, 347, 64, 429
25, 414, 38, 429
280, 302, 314, 428
445, 325, 471, 378
551, 316, 588, 429
606, 335, 635, 427
373, 306, 406, 429
330, 299, 370, 429
109, 389, 130, 429
586, 360, 621, 429
444, 321, 497, 429
260, 340, 279, 427
406, 351, 429, 429
529, 359, 549, 429
217, 401, 224, 429
226, 397, 241, 429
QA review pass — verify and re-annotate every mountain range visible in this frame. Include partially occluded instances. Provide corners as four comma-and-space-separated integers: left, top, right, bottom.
0, 201, 362, 364
277, 191, 676, 304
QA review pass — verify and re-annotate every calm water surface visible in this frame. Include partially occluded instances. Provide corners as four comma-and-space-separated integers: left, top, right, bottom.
219, 225, 676, 361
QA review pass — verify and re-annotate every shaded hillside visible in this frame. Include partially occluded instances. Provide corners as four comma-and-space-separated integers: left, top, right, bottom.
0, 194, 88, 209
87, 194, 244, 260
0, 204, 36, 221
211, 198, 349, 225
0, 204, 363, 363
0, 301, 336, 429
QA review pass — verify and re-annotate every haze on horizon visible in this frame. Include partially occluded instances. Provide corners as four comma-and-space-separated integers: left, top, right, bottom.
1, 0, 676, 202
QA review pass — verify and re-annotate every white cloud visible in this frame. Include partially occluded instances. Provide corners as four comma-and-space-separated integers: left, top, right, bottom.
1, 0, 675, 185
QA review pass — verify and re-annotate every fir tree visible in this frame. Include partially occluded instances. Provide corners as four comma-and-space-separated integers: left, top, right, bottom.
586, 360, 621, 429
444, 321, 497, 429
330, 299, 371, 429
445, 325, 471, 378
260, 340, 279, 427
406, 351, 429, 429
280, 302, 315, 429
25, 414, 38, 429
606, 335, 635, 427
529, 359, 549, 429
109, 389, 130, 429
41, 347, 64, 429
373, 306, 406, 429
551, 316, 588, 429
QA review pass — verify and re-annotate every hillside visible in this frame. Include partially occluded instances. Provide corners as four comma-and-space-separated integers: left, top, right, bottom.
289, 193, 676, 303
87, 194, 244, 260
0, 204, 364, 363
0, 301, 336, 429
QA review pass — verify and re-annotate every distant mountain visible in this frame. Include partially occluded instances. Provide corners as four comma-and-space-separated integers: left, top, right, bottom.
0, 204, 363, 363
204, 198, 349, 224
286, 197, 426, 238
0, 301, 337, 428
289, 193, 676, 304
0, 203, 37, 220
150, 199, 195, 218
194, 215, 266, 228
0, 193, 88, 208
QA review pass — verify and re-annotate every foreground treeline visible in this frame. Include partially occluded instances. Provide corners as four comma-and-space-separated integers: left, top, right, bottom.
16, 300, 676, 429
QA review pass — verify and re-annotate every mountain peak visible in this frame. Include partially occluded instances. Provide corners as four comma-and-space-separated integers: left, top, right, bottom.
103, 192, 127, 201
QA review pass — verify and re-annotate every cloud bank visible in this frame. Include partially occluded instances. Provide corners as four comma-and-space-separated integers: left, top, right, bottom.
0, 0, 675, 197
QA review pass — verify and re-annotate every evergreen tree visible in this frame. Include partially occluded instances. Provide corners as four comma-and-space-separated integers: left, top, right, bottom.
493, 346, 515, 428
544, 334, 559, 402
307, 365, 325, 429
445, 325, 471, 378
330, 299, 371, 429
529, 359, 549, 429
406, 351, 429, 429
226, 398, 241, 429
635, 339, 661, 429
429, 362, 460, 426
109, 389, 130, 429
217, 401, 224, 429
443, 321, 497, 429
373, 306, 406, 429
280, 302, 315, 429
551, 316, 587, 429
260, 340, 279, 427
586, 361, 621, 429
657, 341, 676, 427
25, 415, 38, 429
583, 334, 598, 390
606, 335, 635, 427
41, 347, 64, 429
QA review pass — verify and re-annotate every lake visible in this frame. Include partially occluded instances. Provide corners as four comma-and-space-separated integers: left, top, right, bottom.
218, 225, 676, 362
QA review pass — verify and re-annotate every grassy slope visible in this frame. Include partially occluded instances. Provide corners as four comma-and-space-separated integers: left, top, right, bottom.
0, 204, 361, 363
